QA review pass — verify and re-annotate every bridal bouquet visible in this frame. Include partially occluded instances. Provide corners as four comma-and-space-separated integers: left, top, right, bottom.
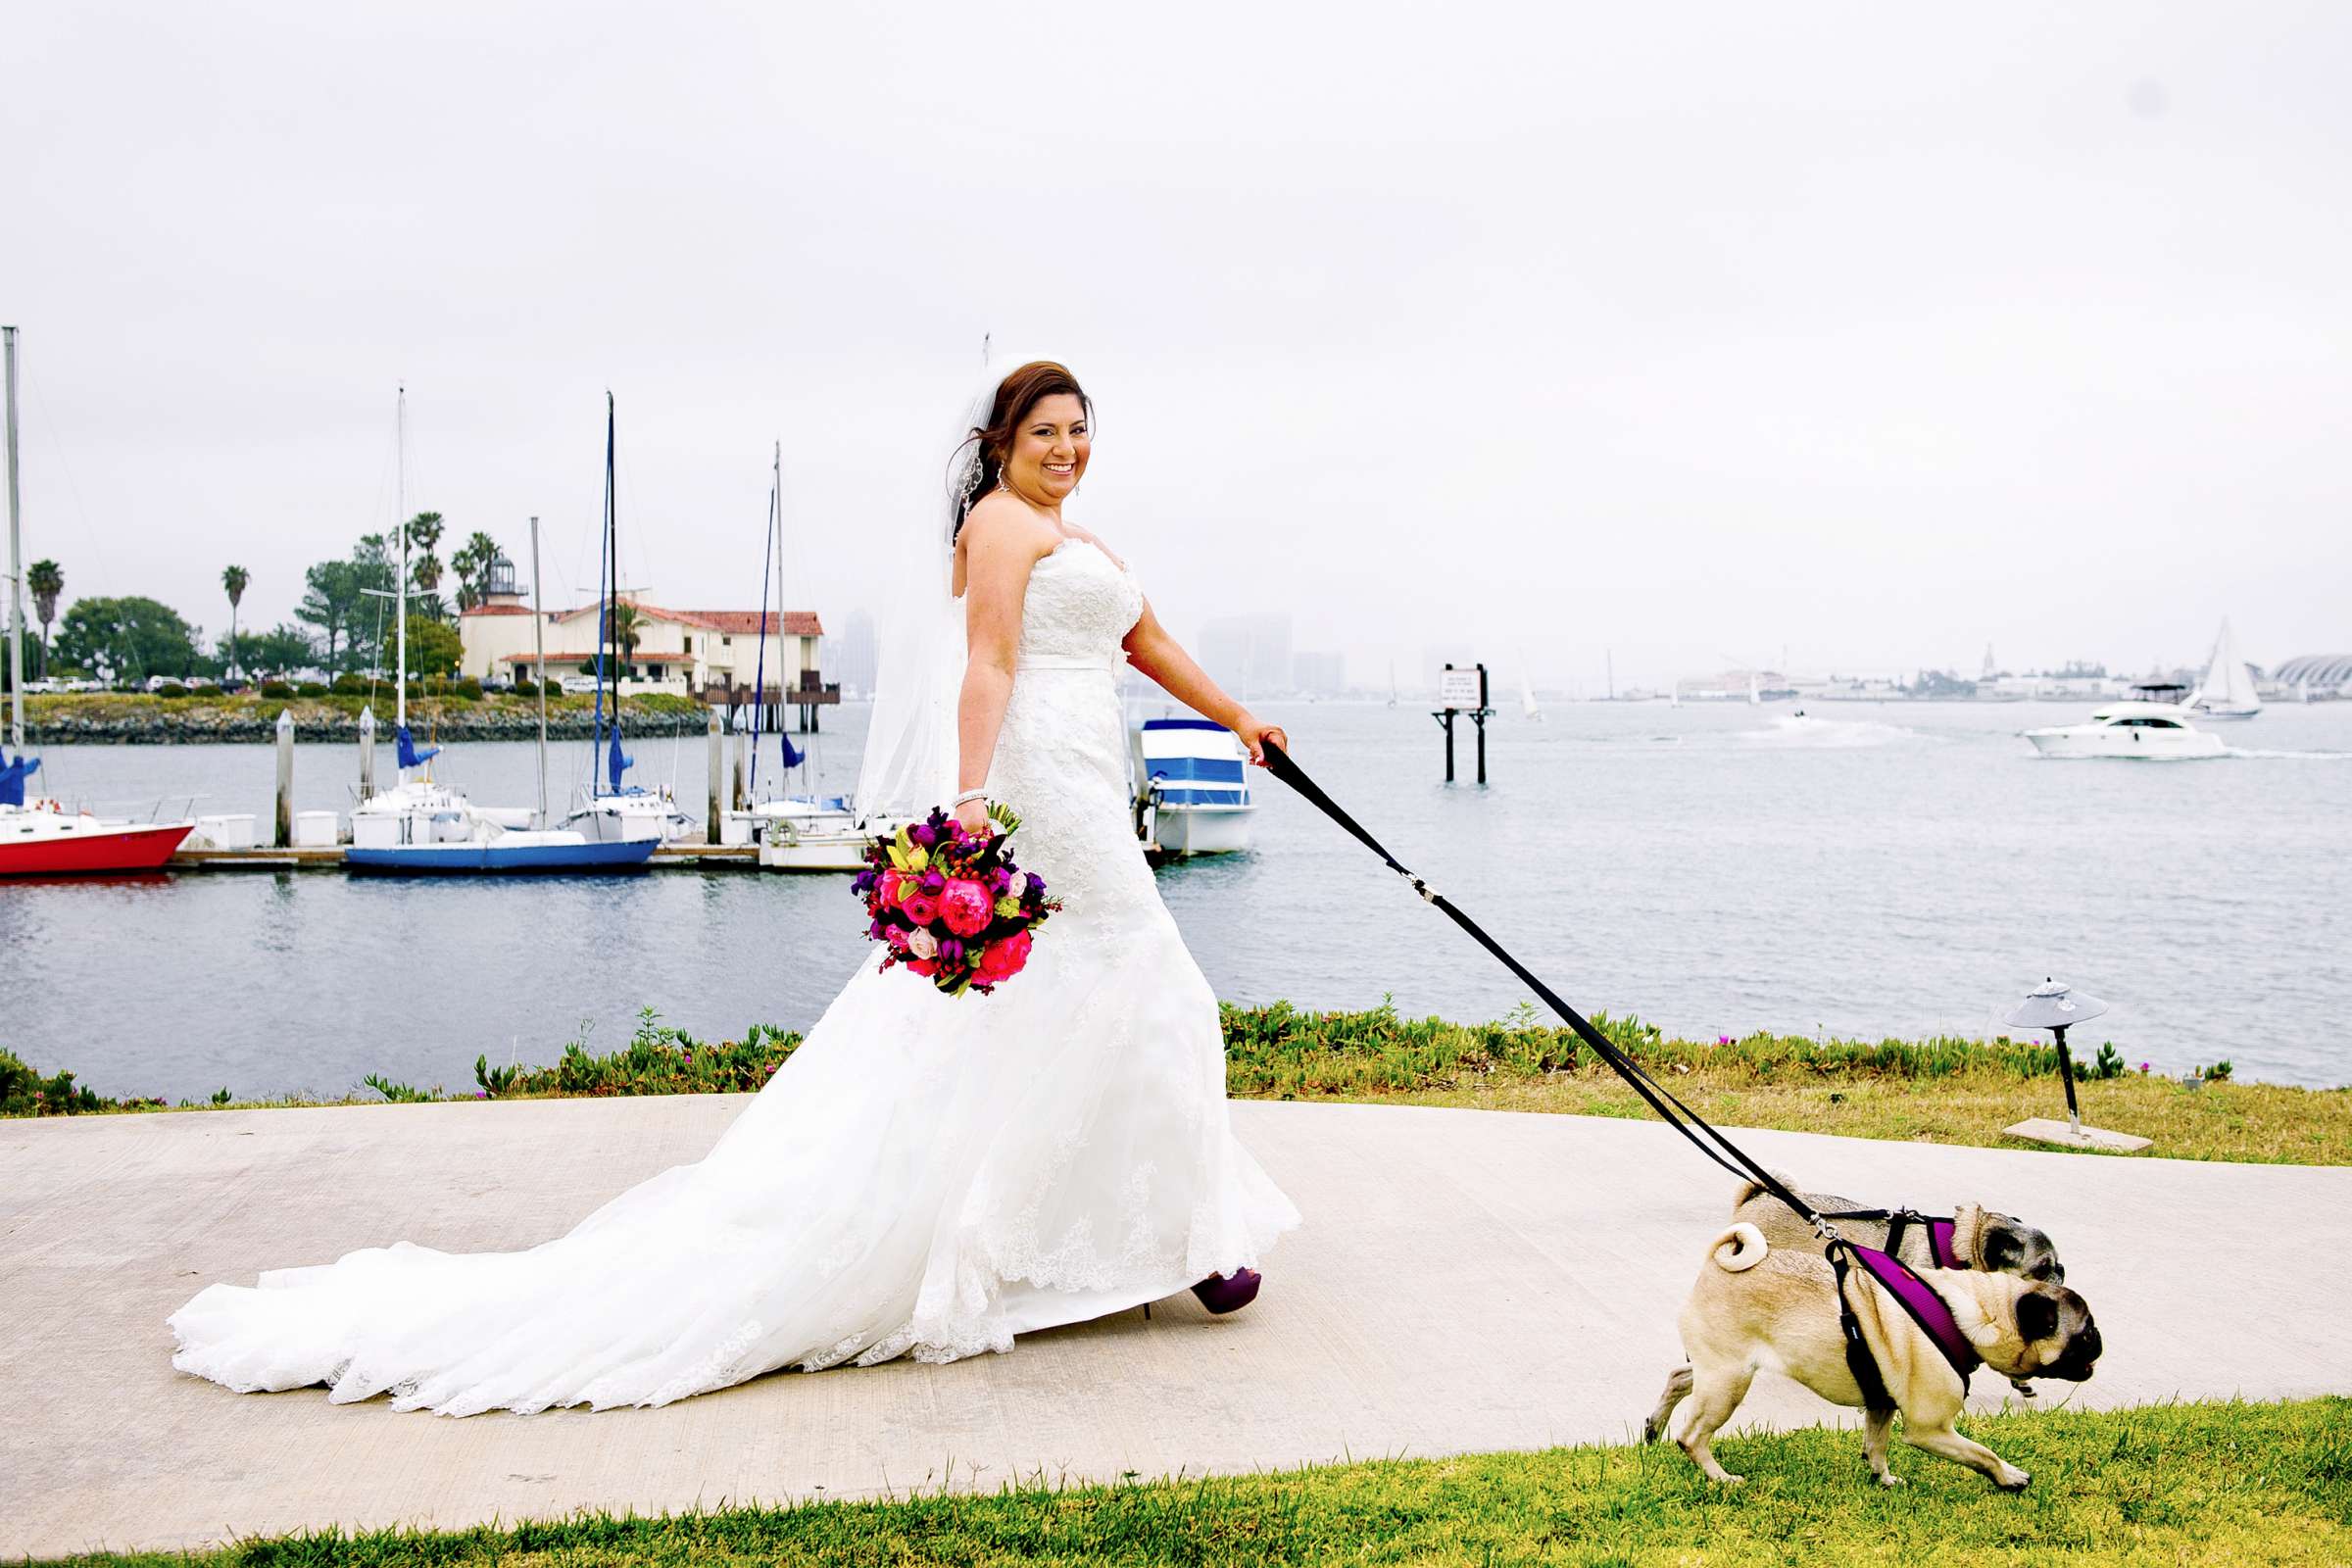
852, 806, 1062, 996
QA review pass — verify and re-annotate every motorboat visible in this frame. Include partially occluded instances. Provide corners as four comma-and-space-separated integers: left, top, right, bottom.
2023, 702, 2227, 760
1132, 717, 1254, 856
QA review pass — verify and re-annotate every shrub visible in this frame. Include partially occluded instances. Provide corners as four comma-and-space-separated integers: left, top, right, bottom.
453, 677, 483, 700
296, 681, 329, 697
513, 678, 539, 698
331, 673, 368, 695
259, 679, 296, 699
153, 682, 189, 699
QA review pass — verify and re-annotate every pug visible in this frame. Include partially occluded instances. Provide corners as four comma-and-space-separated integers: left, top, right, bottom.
1642, 1222, 2101, 1490
1730, 1175, 2066, 1284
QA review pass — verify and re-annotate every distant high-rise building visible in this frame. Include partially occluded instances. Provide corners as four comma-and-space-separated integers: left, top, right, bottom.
834, 609, 879, 698
1200, 612, 1293, 697
1292, 650, 1346, 694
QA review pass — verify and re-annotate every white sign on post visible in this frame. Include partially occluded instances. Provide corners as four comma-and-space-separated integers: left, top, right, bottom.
1440, 664, 1486, 711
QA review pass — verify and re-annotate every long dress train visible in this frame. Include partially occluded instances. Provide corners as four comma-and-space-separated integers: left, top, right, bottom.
166, 536, 1300, 1415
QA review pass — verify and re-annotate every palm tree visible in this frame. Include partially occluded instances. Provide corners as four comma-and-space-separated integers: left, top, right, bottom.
26, 560, 61, 678
608, 601, 643, 680
220, 564, 250, 680
451, 530, 500, 611
404, 512, 446, 617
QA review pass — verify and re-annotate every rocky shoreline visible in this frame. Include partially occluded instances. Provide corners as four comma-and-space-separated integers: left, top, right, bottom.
22, 697, 710, 745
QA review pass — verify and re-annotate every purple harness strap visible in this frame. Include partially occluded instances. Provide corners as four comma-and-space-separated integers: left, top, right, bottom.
1848, 1242, 1979, 1384
1926, 1217, 1963, 1271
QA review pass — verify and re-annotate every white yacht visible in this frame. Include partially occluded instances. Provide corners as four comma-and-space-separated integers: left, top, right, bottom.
1132, 717, 1254, 856
2023, 702, 2227, 760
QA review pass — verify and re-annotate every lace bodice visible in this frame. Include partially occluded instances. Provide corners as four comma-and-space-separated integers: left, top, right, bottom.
1015, 537, 1144, 664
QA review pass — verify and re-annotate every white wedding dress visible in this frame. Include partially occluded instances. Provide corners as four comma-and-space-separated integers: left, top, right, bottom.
168, 536, 1300, 1415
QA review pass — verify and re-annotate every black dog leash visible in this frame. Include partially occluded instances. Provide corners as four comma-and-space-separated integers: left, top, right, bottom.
1259, 739, 1838, 1240
1258, 741, 1993, 1406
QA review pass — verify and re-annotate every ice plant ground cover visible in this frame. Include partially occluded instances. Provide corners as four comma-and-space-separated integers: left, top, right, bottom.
7, 1002, 2346, 1166
23, 1397, 2351, 1566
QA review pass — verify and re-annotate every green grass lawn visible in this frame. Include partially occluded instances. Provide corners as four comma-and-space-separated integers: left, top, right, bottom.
14, 1001, 2348, 1168
32, 1397, 2350, 1567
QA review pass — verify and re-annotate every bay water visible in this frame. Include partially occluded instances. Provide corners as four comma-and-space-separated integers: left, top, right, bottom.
5, 698, 2346, 1102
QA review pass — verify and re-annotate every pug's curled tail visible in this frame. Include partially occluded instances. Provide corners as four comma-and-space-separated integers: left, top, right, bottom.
1709, 1223, 1770, 1272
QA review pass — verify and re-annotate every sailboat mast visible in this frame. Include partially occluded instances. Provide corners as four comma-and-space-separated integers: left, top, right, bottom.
595, 392, 614, 793
394, 384, 410, 778
4, 327, 24, 754
530, 513, 548, 826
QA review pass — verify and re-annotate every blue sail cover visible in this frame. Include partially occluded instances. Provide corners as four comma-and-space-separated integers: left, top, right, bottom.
394, 725, 441, 769
607, 726, 633, 793
0, 753, 39, 808
779, 730, 804, 770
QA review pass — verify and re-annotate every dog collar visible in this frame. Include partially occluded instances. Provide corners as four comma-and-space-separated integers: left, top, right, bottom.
1847, 1242, 1981, 1385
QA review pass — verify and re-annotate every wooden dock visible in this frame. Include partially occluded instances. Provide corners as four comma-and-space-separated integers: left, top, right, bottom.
167, 844, 768, 872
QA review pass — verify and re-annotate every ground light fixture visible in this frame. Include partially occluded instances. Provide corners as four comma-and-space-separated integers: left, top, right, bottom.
2000, 977, 2151, 1153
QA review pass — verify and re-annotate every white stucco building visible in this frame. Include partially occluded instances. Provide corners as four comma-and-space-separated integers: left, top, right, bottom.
459, 582, 825, 702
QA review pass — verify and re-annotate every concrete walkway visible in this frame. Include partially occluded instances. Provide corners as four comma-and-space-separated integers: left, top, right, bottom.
5, 1095, 2348, 1558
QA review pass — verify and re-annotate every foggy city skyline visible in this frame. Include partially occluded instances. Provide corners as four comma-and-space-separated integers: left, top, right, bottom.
4, 4, 2348, 695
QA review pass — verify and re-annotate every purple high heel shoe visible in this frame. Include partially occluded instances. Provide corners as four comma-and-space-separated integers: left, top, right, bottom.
1190, 1267, 1262, 1315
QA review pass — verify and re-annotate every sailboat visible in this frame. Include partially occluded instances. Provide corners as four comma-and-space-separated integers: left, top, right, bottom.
347, 388, 653, 873
1519, 662, 1543, 721
1747, 671, 1761, 707
564, 394, 692, 845
2184, 617, 2262, 719
729, 441, 865, 870
1387, 661, 1398, 709
0, 326, 193, 875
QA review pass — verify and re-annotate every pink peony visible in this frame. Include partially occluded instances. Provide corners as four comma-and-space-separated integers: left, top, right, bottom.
906, 926, 939, 959
972, 929, 1033, 986
902, 890, 941, 925
885, 924, 913, 953
939, 878, 993, 938
878, 869, 906, 907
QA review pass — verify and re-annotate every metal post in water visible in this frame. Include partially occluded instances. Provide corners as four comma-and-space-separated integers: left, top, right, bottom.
358, 706, 376, 801
707, 707, 723, 844
274, 708, 295, 848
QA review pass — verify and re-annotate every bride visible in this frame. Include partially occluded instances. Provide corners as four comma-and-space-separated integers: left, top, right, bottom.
167, 357, 1302, 1416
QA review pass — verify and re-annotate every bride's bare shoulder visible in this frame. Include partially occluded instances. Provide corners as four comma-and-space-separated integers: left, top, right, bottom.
959, 493, 1058, 557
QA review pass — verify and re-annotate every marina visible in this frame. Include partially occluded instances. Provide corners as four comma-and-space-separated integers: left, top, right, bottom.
9, 697, 2349, 1104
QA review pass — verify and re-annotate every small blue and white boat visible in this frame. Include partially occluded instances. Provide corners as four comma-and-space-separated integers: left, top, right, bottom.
1132, 717, 1254, 857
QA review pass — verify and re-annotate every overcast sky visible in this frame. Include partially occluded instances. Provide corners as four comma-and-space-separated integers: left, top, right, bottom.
5, 2, 2346, 690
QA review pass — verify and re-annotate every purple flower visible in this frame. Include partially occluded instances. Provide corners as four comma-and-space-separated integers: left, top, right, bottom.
1717, 1035, 1734, 1047
989, 866, 1010, 893
475, 1090, 488, 1099
921, 869, 946, 893
939, 938, 964, 966
911, 823, 936, 849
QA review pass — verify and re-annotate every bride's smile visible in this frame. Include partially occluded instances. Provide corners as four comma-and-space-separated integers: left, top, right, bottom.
1000, 394, 1089, 503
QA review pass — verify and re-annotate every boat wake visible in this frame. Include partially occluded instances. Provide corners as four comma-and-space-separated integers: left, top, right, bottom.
2221, 746, 2352, 761
1736, 715, 1922, 749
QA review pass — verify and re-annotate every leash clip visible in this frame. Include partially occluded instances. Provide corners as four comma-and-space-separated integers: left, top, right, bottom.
1812, 1216, 1844, 1244
1408, 876, 1438, 906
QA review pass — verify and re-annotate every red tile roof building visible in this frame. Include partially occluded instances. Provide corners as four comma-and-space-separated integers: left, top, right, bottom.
459, 591, 831, 701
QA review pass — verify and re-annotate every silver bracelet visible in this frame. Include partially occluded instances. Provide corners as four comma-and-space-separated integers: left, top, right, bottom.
953, 788, 988, 807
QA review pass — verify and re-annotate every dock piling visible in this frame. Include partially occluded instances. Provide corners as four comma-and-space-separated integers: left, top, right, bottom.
707, 709, 723, 844
357, 707, 376, 802
273, 709, 295, 847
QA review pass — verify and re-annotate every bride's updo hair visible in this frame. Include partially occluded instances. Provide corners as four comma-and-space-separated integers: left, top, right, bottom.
952, 360, 1092, 539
